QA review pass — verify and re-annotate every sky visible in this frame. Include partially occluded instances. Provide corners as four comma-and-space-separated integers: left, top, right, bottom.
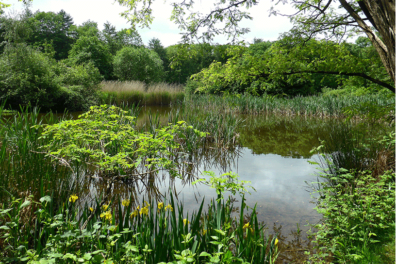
2, 0, 297, 47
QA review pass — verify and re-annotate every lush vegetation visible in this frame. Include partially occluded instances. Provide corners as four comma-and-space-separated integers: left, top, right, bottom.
0, 1, 394, 263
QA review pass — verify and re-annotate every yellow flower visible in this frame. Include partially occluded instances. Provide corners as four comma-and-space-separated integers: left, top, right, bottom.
122, 199, 130, 207
89, 207, 94, 212
130, 210, 138, 218
165, 204, 173, 211
183, 218, 190, 226
243, 222, 250, 229
275, 238, 279, 246
140, 206, 149, 216
144, 201, 150, 207
102, 204, 109, 211
202, 229, 207, 236
104, 210, 112, 221
158, 202, 164, 210
69, 194, 78, 203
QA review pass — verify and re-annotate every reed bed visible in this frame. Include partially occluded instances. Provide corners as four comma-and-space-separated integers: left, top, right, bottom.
186, 94, 394, 117
100, 81, 185, 106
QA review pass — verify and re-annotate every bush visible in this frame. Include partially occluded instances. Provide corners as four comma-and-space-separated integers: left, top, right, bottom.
0, 44, 61, 109
55, 62, 102, 111
0, 44, 102, 111
113, 47, 164, 84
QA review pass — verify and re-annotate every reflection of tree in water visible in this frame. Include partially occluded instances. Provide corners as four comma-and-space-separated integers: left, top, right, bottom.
77, 143, 241, 208
239, 115, 364, 159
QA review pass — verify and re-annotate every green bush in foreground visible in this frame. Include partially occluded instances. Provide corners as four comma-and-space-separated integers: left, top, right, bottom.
307, 133, 395, 263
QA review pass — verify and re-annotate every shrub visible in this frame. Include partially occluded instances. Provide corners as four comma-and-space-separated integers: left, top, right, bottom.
0, 44, 61, 109
113, 47, 164, 84
55, 62, 102, 111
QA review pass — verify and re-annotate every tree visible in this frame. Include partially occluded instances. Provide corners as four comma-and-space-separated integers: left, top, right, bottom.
113, 46, 164, 83
27, 10, 75, 60
67, 35, 113, 80
115, 0, 394, 92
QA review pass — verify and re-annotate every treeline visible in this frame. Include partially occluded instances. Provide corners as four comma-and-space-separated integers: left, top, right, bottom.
0, 8, 392, 111
0, 8, 228, 110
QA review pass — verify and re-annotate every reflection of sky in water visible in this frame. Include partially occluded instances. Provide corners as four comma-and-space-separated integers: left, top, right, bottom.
150, 148, 321, 237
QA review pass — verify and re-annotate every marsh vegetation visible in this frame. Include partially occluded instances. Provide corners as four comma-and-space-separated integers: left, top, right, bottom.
0, 2, 395, 263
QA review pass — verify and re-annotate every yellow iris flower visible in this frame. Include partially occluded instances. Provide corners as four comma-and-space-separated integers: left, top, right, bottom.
122, 199, 130, 207
69, 194, 78, 203
183, 218, 190, 226
140, 206, 149, 216
165, 204, 173, 211
158, 202, 164, 209
243, 222, 250, 229
130, 210, 138, 218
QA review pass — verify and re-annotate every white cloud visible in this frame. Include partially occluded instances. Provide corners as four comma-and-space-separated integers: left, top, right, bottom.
3, 0, 295, 46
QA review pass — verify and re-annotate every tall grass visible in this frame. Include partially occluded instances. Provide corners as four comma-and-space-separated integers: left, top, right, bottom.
186, 94, 394, 117
100, 81, 185, 106
0, 192, 279, 263
0, 107, 74, 208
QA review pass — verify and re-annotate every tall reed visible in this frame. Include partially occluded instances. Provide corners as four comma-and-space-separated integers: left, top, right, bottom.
100, 81, 185, 106
186, 94, 394, 117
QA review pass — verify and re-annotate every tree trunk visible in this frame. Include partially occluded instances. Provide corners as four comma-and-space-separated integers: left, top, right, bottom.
339, 0, 395, 86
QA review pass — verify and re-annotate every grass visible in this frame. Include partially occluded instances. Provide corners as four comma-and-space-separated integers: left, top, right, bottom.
185, 93, 394, 117
99, 81, 185, 106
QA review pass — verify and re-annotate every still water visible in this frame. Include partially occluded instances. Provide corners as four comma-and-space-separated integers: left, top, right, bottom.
133, 107, 343, 237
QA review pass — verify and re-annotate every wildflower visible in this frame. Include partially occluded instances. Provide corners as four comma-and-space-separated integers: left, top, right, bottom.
140, 206, 149, 216
144, 201, 150, 207
130, 210, 138, 218
275, 238, 279, 246
202, 229, 207, 236
102, 204, 109, 211
69, 194, 78, 203
122, 199, 130, 207
158, 202, 164, 210
165, 204, 173, 211
183, 218, 190, 226
100, 210, 112, 221
89, 207, 94, 212
243, 222, 250, 229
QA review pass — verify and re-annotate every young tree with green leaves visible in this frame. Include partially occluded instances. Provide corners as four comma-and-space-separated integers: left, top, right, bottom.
113, 46, 164, 83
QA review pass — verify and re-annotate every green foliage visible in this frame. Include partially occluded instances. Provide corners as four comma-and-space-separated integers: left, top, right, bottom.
113, 47, 164, 83
184, 94, 393, 117
165, 44, 226, 84
307, 169, 395, 263
38, 105, 205, 178
193, 171, 254, 201
307, 130, 395, 263
67, 35, 113, 80
0, 44, 60, 109
27, 10, 75, 60
0, 184, 278, 263
54, 62, 102, 111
